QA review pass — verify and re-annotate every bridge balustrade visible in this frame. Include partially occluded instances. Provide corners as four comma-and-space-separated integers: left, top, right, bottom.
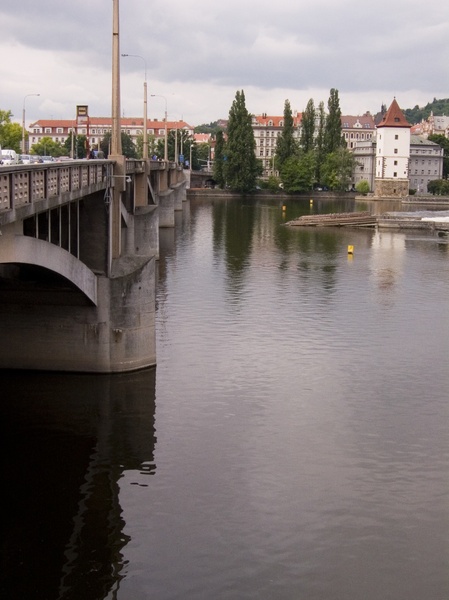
0, 162, 111, 213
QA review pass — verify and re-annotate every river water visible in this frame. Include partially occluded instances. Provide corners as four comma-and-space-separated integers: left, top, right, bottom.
1, 195, 449, 600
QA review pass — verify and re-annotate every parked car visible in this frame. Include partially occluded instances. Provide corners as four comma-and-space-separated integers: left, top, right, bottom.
0, 149, 19, 165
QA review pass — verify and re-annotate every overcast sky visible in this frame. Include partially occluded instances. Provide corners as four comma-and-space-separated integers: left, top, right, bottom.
2, 0, 448, 128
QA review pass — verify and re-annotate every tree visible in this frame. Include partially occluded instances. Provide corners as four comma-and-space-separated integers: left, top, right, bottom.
224, 90, 258, 193
427, 179, 449, 195
280, 151, 316, 193
315, 101, 326, 185
100, 131, 137, 158
300, 98, 316, 153
63, 133, 88, 158
31, 136, 65, 157
275, 99, 298, 172
323, 88, 344, 155
213, 130, 226, 188
0, 109, 22, 152
321, 147, 356, 191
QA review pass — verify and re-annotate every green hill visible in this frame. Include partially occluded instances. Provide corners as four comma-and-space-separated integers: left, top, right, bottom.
403, 98, 449, 124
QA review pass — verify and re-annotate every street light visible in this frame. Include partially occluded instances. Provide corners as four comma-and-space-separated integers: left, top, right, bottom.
151, 94, 168, 162
22, 93, 40, 153
121, 53, 148, 159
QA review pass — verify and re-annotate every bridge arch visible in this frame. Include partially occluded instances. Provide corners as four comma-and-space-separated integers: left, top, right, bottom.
0, 235, 97, 305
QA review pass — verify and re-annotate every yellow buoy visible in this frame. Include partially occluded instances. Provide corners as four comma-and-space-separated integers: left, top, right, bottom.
282, 205, 286, 211
347, 245, 354, 254
310, 199, 313, 204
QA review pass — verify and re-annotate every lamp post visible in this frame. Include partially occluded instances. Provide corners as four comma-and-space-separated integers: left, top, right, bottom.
189, 141, 194, 171
150, 94, 168, 162
121, 53, 148, 159
22, 93, 40, 154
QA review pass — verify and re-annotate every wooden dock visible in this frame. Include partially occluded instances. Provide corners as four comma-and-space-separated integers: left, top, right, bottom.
286, 212, 377, 227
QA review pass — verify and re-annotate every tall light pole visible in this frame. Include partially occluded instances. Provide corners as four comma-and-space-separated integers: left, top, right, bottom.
121, 53, 148, 159
151, 94, 168, 162
22, 93, 40, 154
111, 0, 122, 157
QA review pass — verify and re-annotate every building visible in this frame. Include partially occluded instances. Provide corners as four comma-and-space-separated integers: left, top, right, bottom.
353, 134, 443, 194
408, 135, 444, 193
374, 98, 412, 198
341, 112, 376, 149
411, 112, 449, 138
27, 116, 194, 155
252, 113, 302, 178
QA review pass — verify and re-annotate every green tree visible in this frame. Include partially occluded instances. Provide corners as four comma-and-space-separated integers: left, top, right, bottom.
224, 90, 258, 193
315, 101, 326, 185
321, 147, 356, 191
100, 132, 137, 158
323, 88, 344, 155
31, 136, 65, 157
300, 98, 316, 153
213, 130, 226, 188
63, 133, 88, 158
280, 151, 316, 193
0, 109, 22, 152
427, 179, 449, 195
156, 129, 193, 163
428, 134, 449, 178
275, 99, 298, 172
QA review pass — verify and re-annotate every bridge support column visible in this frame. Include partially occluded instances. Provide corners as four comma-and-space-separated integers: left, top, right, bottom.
157, 190, 175, 228
0, 255, 156, 373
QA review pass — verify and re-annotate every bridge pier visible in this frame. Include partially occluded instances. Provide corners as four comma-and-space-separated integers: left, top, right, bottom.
0, 254, 156, 373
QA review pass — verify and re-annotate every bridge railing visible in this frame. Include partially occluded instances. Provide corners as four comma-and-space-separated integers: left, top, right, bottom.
0, 161, 112, 213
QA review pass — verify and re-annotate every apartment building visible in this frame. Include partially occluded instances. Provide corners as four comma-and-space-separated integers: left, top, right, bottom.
252, 113, 302, 178
27, 116, 194, 154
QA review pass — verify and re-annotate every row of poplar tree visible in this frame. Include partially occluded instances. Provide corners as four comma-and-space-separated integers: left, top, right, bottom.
213, 89, 358, 194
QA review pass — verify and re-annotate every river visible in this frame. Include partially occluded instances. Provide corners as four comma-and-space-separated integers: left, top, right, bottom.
1, 195, 449, 599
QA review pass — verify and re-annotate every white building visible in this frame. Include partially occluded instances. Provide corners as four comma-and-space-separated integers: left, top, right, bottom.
374, 98, 412, 198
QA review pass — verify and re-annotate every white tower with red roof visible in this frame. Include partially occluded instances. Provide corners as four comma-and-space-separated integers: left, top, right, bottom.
374, 98, 412, 198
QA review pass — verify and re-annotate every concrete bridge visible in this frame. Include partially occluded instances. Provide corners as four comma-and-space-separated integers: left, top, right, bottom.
0, 159, 186, 373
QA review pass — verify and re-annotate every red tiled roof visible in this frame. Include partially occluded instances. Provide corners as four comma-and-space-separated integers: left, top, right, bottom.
376, 99, 411, 129
28, 117, 192, 129
253, 114, 302, 127
341, 114, 375, 129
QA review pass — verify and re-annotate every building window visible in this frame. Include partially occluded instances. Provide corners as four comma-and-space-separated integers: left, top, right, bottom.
45, 128, 51, 133
394, 160, 398, 165
393, 172, 397, 177
395, 134, 398, 140
394, 149, 398, 154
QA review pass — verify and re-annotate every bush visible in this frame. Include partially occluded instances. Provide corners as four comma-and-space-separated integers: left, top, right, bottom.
355, 180, 370, 194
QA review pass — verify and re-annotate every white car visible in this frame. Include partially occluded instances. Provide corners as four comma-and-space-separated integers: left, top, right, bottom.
0, 149, 19, 165
20, 154, 32, 164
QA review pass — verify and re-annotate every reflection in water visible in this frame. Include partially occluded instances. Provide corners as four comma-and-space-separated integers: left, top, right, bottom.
0, 368, 156, 600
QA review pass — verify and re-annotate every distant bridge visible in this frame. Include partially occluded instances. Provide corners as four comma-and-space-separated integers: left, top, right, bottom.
0, 158, 186, 373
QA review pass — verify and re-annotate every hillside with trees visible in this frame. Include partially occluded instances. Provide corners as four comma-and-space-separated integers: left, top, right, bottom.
403, 98, 449, 124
